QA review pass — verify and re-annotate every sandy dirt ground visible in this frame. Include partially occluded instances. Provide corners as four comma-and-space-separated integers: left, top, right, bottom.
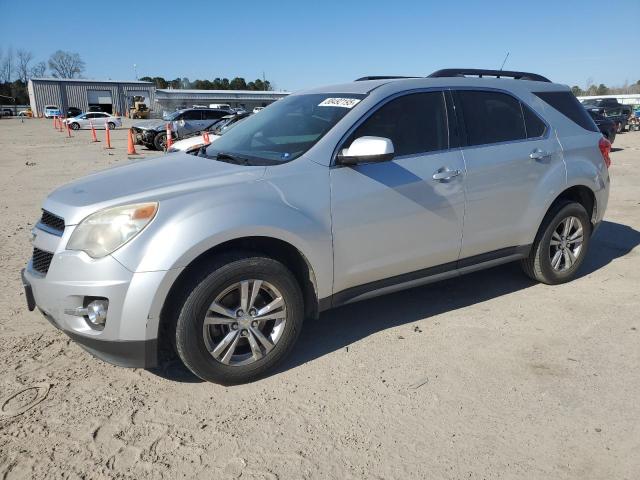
0, 117, 639, 480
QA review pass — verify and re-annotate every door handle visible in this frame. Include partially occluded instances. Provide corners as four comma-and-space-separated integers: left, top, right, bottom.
432, 168, 462, 181
530, 148, 552, 161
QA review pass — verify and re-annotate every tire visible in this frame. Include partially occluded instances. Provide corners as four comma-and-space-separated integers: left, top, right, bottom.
521, 201, 591, 284
175, 252, 304, 384
153, 132, 166, 150
70, 122, 80, 130
108, 122, 116, 130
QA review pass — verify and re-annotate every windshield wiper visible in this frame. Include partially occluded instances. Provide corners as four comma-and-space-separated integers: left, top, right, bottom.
215, 152, 252, 165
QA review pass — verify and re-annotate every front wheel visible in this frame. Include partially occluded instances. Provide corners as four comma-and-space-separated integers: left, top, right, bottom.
70, 122, 80, 130
153, 132, 166, 150
521, 201, 591, 284
175, 253, 304, 384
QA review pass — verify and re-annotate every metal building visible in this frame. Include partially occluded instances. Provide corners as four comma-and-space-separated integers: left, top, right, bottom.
154, 89, 290, 114
28, 78, 290, 118
28, 78, 155, 117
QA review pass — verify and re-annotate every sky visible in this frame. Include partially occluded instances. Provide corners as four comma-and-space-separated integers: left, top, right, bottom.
2, 0, 639, 92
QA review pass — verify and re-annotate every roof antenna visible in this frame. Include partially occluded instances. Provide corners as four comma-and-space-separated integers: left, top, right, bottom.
499, 52, 510, 71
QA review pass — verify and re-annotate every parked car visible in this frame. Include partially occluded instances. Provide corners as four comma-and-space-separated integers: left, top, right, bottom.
209, 103, 231, 110
167, 113, 252, 153
587, 110, 616, 143
22, 69, 610, 384
252, 106, 264, 113
586, 107, 628, 133
66, 107, 82, 118
43, 105, 61, 118
1, 108, 13, 117
132, 108, 230, 150
64, 112, 122, 130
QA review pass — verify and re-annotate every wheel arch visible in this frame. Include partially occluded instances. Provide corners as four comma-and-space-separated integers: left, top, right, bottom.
551, 185, 596, 225
156, 235, 320, 356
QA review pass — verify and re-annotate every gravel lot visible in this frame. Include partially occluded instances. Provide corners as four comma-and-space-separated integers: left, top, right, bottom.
1, 117, 639, 479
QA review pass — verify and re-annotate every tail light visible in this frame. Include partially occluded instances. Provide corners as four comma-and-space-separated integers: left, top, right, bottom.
599, 136, 611, 168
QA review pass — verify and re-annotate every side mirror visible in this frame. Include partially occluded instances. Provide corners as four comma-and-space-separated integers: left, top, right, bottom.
337, 136, 394, 166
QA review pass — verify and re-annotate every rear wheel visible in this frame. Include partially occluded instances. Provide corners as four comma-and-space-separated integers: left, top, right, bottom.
521, 201, 591, 284
108, 122, 116, 130
175, 253, 304, 384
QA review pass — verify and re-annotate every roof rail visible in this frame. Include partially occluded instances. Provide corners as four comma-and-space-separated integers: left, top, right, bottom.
354, 76, 419, 81
428, 68, 551, 82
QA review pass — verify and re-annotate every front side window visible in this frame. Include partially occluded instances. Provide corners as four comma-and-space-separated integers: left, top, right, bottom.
457, 90, 526, 146
204, 93, 365, 164
347, 92, 448, 156
182, 110, 202, 120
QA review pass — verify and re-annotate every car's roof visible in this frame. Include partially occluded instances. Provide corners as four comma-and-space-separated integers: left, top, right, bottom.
297, 76, 569, 96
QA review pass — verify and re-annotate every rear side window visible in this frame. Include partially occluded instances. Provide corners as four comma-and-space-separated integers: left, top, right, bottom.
457, 91, 526, 146
349, 92, 448, 156
522, 104, 547, 138
533, 91, 598, 132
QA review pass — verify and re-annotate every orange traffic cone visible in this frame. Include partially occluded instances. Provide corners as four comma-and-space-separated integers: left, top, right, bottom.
203, 131, 210, 144
66, 120, 72, 137
104, 121, 113, 149
53, 115, 58, 129
89, 121, 98, 142
58, 117, 64, 132
127, 129, 138, 155
165, 122, 173, 150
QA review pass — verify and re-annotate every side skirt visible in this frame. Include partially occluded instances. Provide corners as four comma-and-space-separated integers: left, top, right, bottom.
319, 245, 531, 311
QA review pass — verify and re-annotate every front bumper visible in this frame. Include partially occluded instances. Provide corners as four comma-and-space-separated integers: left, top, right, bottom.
22, 238, 181, 368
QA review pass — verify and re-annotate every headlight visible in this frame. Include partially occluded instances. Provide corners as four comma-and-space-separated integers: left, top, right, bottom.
67, 202, 158, 258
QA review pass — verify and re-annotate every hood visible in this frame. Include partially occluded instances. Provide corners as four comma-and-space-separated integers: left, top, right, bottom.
132, 119, 167, 130
44, 152, 266, 225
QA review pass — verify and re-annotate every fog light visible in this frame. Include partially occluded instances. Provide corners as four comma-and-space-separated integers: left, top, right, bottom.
86, 299, 108, 327
65, 298, 109, 329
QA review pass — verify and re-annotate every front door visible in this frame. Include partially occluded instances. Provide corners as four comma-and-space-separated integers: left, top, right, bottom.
330, 91, 466, 297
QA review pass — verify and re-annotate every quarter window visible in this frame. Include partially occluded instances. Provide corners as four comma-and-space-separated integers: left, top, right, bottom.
457, 90, 526, 146
348, 92, 448, 157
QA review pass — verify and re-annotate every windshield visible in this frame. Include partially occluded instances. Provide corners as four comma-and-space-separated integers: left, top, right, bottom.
203, 93, 365, 164
163, 111, 182, 121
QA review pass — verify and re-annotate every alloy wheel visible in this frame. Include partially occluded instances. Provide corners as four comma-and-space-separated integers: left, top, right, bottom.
549, 216, 584, 271
202, 280, 287, 366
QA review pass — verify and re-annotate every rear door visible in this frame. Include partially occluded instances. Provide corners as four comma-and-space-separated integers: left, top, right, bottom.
330, 91, 466, 297
453, 89, 561, 259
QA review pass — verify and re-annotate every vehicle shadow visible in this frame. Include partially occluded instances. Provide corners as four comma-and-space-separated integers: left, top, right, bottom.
150, 220, 639, 383
611, 147, 624, 153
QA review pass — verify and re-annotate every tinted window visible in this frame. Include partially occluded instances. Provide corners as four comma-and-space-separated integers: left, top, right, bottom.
349, 92, 448, 156
457, 91, 526, 146
182, 110, 202, 120
523, 104, 547, 138
203, 110, 227, 120
533, 91, 598, 132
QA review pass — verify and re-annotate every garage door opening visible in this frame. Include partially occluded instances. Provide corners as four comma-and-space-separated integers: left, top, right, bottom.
87, 90, 113, 114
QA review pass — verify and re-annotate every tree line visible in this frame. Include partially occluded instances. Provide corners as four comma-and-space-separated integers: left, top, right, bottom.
571, 80, 640, 97
138, 76, 273, 91
0, 47, 273, 106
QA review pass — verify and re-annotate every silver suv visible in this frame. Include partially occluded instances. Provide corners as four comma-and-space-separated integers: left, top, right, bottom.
22, 69, 611, 384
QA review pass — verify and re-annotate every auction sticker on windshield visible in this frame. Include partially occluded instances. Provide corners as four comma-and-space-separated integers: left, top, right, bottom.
318, 98, 361, 108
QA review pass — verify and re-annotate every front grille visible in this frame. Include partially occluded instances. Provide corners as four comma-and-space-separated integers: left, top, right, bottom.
32, 248, 54, 275
39, 210, 65, 234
